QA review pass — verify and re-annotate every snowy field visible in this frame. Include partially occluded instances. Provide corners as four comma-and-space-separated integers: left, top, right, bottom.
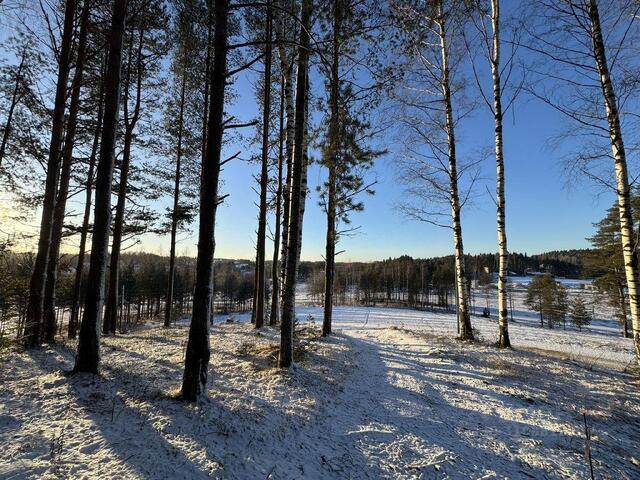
1, 305, 639, 479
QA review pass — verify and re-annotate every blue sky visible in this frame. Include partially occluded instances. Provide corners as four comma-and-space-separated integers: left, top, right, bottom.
140, 75, 614, 262
1, 2, 621, 262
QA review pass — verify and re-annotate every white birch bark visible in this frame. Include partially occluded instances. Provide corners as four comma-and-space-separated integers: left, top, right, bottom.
587, 0, 640, 362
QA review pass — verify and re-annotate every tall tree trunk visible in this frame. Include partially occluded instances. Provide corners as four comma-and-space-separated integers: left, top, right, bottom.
103, 27, 144, 335
253, 0, 273, 329
437, 8, 473, 341
0, 50, 26, 167
269, 71, 286, 326
165, 70, 187, 328
43, 0, 93, 342
279, 0, 312, 369
24, 0, 77, 347
74, 0, 127, 373
490, 0, 510, 348
201, 0, 213, 162
322, 0, 341, 337
588, 0, 640, 363
181, 0, 228, 401
296, 94, 309, 271
69, 65, 105, 339
276, 21, 295, 304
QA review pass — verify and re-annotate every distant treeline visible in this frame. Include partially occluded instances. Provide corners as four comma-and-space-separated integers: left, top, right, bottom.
0, 248, 587, 341
300, 249, 588, 281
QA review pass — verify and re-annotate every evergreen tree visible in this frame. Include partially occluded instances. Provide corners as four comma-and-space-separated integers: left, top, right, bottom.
570, 295, 592, 331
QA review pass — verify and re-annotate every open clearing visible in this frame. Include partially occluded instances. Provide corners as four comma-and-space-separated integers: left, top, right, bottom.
1, 306, 639, 479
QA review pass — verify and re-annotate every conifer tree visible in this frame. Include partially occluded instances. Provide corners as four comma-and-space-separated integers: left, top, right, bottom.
74, 0, 128, 373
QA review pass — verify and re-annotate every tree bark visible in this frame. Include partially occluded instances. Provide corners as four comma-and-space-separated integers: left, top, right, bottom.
490, 0, 510, 348
276, 19, 295, 305
43, 0, 93, 342
296, 92, 309, 272
279, 0, 312, 369
103, 27, 144, 335
269, 68, 285, 326
24, 0, 77, 347
69, 63, 105, 339
588, 0, 640, 363
323, 0, 341, 337
165, 69, 187, 328
254, 1, 273, 329
180, 0, 228, 401
201, 0, 213, 163
74, 0, 128, 374
437, 7, 473, 341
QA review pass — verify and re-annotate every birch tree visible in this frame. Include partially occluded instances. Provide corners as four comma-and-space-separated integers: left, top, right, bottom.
393, 0, 476, 340
466, 0, 522, 347
524, 0, 640, 362
279, 0, 312, 368
274, 0, 298, 318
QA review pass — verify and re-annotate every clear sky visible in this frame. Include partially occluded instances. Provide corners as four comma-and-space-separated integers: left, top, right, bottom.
1, 2, 622, 263
138, 76, 614, 262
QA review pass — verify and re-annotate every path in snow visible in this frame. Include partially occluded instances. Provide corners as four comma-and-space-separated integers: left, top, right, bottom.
1, 311, 639, 479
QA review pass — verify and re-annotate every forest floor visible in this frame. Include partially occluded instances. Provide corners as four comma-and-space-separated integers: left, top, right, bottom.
1, 307, 640, 479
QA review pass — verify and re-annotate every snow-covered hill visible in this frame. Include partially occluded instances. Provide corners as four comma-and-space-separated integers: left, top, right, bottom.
1, 307, 639, 479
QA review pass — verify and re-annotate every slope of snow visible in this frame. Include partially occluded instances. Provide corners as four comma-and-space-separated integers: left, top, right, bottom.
228, 304, 637, 371
1, 308, 639, 479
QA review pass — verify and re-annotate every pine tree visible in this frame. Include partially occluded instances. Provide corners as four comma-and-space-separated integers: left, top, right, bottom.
43, 0, 94, 342
23, 0, 78, 347
318, 0, 380, 336
570, 295, 592, 331
163, 0, 203, 328
74, 0, 128, 374
103, 0, 169, 335
251, 0, 273, 329
180, 0, 229, 401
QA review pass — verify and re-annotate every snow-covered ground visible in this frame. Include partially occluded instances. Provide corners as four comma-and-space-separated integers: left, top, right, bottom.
1, 306, 639, 479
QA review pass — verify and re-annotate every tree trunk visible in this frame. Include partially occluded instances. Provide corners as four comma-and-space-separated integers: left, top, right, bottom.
74, 0, 128, 374
269, 69, 285, 326
490, 0, 510, 348
253, 0, 273, 330
618, 285, 630, 338
588, 0, 640, 363
165, 70, 187, 328
296, 91, 309, 273
438, 8, 473, 341
279, 0, 312, 369
276, 23, 295, 305
323, 0, 341, 337
43, 0, 93, 342
181, 0, 228, 401
24, 0, 77, 347
69, 64, 105, 339
201, 0, 213, 162
103, 27, 144, 335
